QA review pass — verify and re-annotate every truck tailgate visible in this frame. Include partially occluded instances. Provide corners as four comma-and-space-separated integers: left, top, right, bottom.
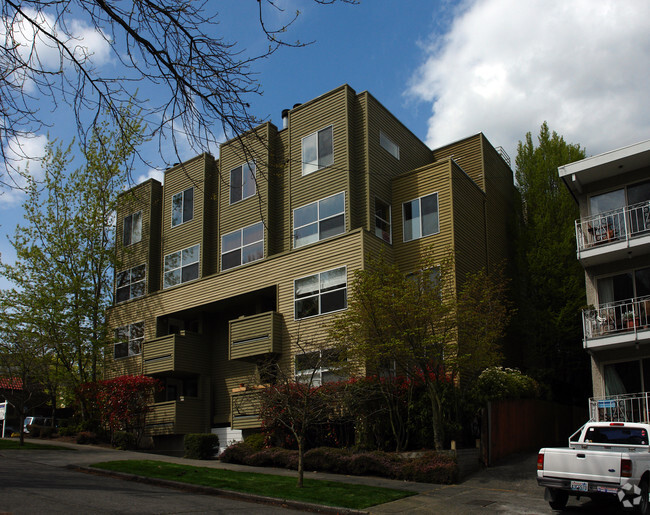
542, 448, 622, 483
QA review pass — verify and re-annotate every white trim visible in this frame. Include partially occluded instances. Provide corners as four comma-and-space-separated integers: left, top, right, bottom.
301, 125, 334, 176
293, 266, 347, 320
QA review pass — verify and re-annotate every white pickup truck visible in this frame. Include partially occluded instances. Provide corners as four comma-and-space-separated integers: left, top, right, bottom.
537, 421, 650, 512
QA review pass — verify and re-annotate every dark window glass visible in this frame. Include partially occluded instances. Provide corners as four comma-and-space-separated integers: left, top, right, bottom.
230, 166, 242, 203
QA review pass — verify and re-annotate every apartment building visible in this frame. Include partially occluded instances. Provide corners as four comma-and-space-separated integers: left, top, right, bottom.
559, 140, 650, 401
106, 84, 514, 450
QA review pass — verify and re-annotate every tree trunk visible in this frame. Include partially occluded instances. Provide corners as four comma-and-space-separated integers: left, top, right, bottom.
297, 435, 305, 488
426, 383, 444, 451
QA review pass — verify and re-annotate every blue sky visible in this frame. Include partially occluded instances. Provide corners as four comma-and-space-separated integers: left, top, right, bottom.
2, 0, 650, 281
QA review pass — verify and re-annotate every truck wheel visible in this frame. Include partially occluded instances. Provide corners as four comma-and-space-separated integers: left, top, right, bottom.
548, 490, 568, 510
638, 478, 649, 515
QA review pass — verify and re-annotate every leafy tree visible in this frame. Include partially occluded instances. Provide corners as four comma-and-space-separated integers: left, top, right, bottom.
1, 0, 357, 183
513, 122, 589, 403
329, 251, 510, 451
0, 109, 145, 414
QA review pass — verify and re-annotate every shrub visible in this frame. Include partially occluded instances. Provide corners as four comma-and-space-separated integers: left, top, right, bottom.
219, 441, 254, 464
304, 447, 351, 474
76, 431, 98, 445
58, 426, 76, 437
112, 430, 137, 450
244, 432, 266, 451
184, 433, 219, 460
40, 426, 55, 439
28, 425, 41, 438
398, 452, 457, 484
474, 367, 539, 402
244, 447, 298, 469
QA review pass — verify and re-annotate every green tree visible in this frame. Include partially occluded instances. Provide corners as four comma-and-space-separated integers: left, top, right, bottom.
513, 122, 589, 402
0, 110, 145, 413
329, 251, 509, 451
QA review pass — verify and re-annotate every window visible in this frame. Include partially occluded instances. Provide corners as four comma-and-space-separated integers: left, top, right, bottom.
164, 244, 200, 288
221, 222, 264, 270
114, 322, 144, 359
293, 192, 345, 248
123, 211, 142, 246
380, 131, 400, 159
403, 193, 439, 241
302, 126, 334, 175
171, 188, 194, 227
295, 349, 345, 386
294, 266, 347, 319
375, 198, 392, 243
116, 264, 146, 303
230, 162, 256, 204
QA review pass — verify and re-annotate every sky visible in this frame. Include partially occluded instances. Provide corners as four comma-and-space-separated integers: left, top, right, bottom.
2, 0, 650, 279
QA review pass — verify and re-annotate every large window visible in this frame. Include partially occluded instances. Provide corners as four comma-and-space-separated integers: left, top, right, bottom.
294, 266, 347, 319
221, 222, 264, 271
375, 198, 392, 243
230, 162, 256, 204
379, 131, 400, 159
114, 322, 144, 359
302, 126, 334, 175
116, 264, 146, 303
403, 193, 439, 241
171, 187, 194, 227
123, 211, 142, 246
597, 266, 650, 305
164, 244, 200, 288
293, 192, 345, 248
295, 349, 345, 386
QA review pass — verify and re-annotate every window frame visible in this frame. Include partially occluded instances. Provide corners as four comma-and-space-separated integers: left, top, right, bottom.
294, 266, 347, 320
229, 161, 256, 204
115, 264, 146, 303
402, 192, 440, 242
163, 244, 200, 289
221, 221, 265, 271
123, 211, 142, 246
114, 321, 144, 359
379, 131, 400, 160
171, 187, 194, 227
374, 197, 392, 244
293, 191, 346, 249
294, 349, 345, 386
301, 125, 334, 176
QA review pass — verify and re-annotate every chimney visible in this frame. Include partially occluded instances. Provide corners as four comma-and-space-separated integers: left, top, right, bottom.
281, 109, 289, 129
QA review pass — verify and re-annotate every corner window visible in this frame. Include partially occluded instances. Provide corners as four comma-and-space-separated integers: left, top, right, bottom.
171, 187, 194, 227
114, 322, 144, 359
221, 221, 264, 271
164, 244, 200, 288
116, 264, 146, 303
230, 162, 256, 204
123, 211, 142, 246
302, 126, 334, 175
294, 266, 347, 319
295, 349, 345, 386
403, 193, 439, 242
293, 192, 345, 248
375, 198, 392, 243
380, 131, 400, 160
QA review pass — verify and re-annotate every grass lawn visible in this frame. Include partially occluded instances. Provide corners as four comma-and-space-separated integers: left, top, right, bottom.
0, 438, 74, 450
92, 460, 415, 509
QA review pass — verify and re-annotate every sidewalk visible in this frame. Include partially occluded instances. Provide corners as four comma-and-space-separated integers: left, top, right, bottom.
4, 439, 549, 514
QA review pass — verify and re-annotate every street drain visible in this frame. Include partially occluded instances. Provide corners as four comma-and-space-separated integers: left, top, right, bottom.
465, 499, 496, 508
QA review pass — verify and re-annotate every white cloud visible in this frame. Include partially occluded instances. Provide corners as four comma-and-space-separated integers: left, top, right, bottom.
136, 168, 165, 185
409, 0, 650, 161
1, 133, 48, 208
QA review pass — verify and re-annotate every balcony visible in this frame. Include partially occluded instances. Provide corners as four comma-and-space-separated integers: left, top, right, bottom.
143, 331, 208, 375
575, 201, 650, 266
146, 397, 205, 435
229, 311, 282, 361
589, 392, 650, 423
231, 388, 263, 430
582, 296, 650, 350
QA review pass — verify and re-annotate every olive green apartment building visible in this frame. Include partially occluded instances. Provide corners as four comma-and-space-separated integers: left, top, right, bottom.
106, 84, 515, 450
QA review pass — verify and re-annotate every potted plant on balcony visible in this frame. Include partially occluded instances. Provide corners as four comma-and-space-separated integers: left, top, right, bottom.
624, 310, 639, 329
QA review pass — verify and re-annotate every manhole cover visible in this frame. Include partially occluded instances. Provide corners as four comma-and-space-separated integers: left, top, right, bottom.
465, 499, 496, 507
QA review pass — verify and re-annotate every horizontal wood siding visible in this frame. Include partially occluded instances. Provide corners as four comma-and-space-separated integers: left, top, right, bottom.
269, 129, 288, 255
392, 161, 454, 272
229, 311, 282, 360
142, 331, 209, 375
231, 390, 262, 429
105, 354, 142, 378
450, 163, 488, 285
432, 134, 485, 192
349, 91, 366, 231
161, 154, 208, 283
202, 155, 219, 276
146, 398, 206, 435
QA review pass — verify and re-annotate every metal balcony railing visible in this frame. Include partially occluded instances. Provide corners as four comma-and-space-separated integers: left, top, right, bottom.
589, 392, 650, 423
583, 295, 650, 339
575, 201, 650, 251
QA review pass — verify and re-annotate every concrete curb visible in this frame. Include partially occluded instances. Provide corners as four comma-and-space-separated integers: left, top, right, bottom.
68, 464, 369, 515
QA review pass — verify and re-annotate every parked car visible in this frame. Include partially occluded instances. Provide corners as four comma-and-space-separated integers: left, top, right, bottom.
23, 416, 53, 434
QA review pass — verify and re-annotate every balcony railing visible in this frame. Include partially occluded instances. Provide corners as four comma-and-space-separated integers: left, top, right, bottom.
583, 296, 650, 339
142, 331, 208, 375
146, 397, 205, 435
589, 392, 650, 423
575, 201, 650, 251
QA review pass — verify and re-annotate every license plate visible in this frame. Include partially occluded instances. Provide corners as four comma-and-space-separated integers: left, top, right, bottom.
571, 481, 588, 492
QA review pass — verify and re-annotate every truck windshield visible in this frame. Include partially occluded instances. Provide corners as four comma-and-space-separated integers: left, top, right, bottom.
585, 426, 648, 445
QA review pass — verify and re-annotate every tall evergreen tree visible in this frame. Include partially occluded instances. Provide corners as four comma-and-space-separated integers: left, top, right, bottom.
513, 122, 589, 403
